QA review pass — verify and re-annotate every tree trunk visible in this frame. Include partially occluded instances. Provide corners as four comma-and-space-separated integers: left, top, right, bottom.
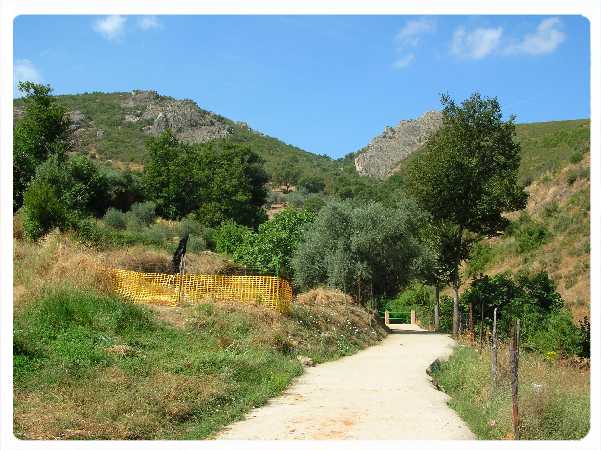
452, 284, 460, 336
434, 285, 440, 331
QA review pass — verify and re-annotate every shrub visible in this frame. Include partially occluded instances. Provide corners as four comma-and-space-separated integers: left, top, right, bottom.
129, 201, 156, 227
507, 213, 549, 253
22, 154, 111, 240
569, 150, 583, 164
103, 208, 127, 230
177, 216, 204, 236
461, 271, 583, 356
214, 220, 254, 256
303, 194, 326, 214
234, 208, 316, 278
566, 170, 578, 185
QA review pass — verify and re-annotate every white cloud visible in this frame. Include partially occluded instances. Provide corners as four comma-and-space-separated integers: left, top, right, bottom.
393, 53, 415, 69
451, 26, 503, 59
395, 19, 435, 47
93, 15, 127, 41
393, 18, 435, 69
505, 17, 565, 55
14, 59, 43, 96
137, 16, 161, 30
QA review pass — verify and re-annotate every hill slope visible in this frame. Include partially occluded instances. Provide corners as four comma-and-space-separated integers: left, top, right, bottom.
356, 115, 589, 184
13, 90, 342, 180
466, 151, 590, 320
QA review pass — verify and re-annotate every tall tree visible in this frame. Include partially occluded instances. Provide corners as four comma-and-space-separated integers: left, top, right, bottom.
406, 93, 527, 335
143, 131, 268, 227
13, 82, 72, 211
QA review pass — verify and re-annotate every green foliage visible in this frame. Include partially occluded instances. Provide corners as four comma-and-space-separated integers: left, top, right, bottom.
569, 149, 584, 164
431, 346, 589, 440
271, 158, 300, 192
13, 82, 72, 211
214, 220, 253, 256
103, 169, 145, 211
22, 154, 111, 240
303, 194, 326, 214
128, 201, 156, 227
506, 213, 549, 253
103, 208, 127, 230
462, 271, 583, 356
466, 242, 496, 278
406, 93, 527, 238
231, 208, 316, 277
143, 131, 268, 227
298, 175, 325, 193
292, 198, 426, 299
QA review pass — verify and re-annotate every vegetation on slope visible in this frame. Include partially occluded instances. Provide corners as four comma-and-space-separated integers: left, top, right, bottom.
430, 343, 589, 440
13, 232, 387, 440
466, 151, 590, 320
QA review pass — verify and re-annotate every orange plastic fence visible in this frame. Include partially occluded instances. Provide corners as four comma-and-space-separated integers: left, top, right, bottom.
109, 268, 293, 313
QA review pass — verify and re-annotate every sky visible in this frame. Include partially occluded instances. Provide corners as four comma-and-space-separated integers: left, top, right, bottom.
13, 15, 590, 159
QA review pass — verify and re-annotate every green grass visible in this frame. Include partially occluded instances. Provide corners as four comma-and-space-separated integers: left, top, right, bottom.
14, 286, 386, 439
431, 344, 589, 440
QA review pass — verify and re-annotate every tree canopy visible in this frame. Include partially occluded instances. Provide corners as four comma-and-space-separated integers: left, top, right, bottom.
143, 131, 268, 227
405, 93, 528, 333
13, 81, 72, 211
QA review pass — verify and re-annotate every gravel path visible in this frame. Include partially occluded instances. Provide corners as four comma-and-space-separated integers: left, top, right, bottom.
217, 324, 475, 440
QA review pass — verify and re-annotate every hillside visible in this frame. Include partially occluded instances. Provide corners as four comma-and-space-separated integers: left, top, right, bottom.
466, 150, 590, 321
13, 90, 342, 180
357, 116, 590, 183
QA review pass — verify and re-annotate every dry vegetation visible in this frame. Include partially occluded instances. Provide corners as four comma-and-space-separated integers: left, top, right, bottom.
432, 338, 589, 440
13, 231, 387, 440
468, 153, 590, 320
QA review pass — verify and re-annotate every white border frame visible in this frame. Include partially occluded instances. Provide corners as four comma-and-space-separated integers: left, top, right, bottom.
1, 1, 599, 449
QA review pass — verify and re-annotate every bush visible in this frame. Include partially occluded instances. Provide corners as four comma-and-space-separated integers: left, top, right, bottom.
461, 271, 584, 356
569, 150, 583, 164
22, 154, 111, 240
129, 201, 156, 226
103, 208, 127, 230
233, 208, 316, 278
507, 213, 549, 253
214, 220, 254, 256
303, 194, 326, 214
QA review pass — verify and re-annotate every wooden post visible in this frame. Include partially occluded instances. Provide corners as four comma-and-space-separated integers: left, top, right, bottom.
411, 309, 416, 325
491, 307, 498, 393
468, 302, 474, 339
510, 318, 521, 440
434, 285, 440, 331
177, 255, 186, 305
479, 299, 485, 348
384, 310, 390, 326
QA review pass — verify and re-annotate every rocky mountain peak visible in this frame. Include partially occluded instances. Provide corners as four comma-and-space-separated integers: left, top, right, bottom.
354, 110, 443, 178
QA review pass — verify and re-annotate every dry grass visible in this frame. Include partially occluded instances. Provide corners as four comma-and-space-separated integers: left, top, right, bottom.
469, 154, 590, 320
296, 287, 355, 305
13, 232, 244, 305
432, 338, 590, 440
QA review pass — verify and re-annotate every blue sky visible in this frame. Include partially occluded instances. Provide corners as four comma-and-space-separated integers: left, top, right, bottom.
14, 15, 590, 159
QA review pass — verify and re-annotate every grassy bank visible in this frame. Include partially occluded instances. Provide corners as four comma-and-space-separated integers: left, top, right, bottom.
430, 343, 589, 440
14, 233, 387, 439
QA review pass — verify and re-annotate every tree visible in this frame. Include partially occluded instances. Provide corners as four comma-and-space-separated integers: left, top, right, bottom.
406, 93, 527, 334
292, 198, 427, 301
272, 159, 300, 193
143, 131, 268, 227
223, 208, 316, 278
299, 175, 325, 194
13, 82, 72, 211
22, 154, 111, 240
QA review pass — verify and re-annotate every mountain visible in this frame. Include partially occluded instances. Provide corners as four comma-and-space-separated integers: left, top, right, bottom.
353, 111, 442, 178
354, 112, 590, 183
13, 90, 342, 180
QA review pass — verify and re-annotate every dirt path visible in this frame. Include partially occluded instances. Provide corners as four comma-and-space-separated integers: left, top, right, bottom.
217, 324, 474, 440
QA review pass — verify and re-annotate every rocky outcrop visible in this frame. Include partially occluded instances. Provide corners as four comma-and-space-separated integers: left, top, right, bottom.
354, 111, 443, 178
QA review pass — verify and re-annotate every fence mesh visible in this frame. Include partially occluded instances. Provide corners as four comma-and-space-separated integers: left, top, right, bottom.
109, 268, 293, 313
